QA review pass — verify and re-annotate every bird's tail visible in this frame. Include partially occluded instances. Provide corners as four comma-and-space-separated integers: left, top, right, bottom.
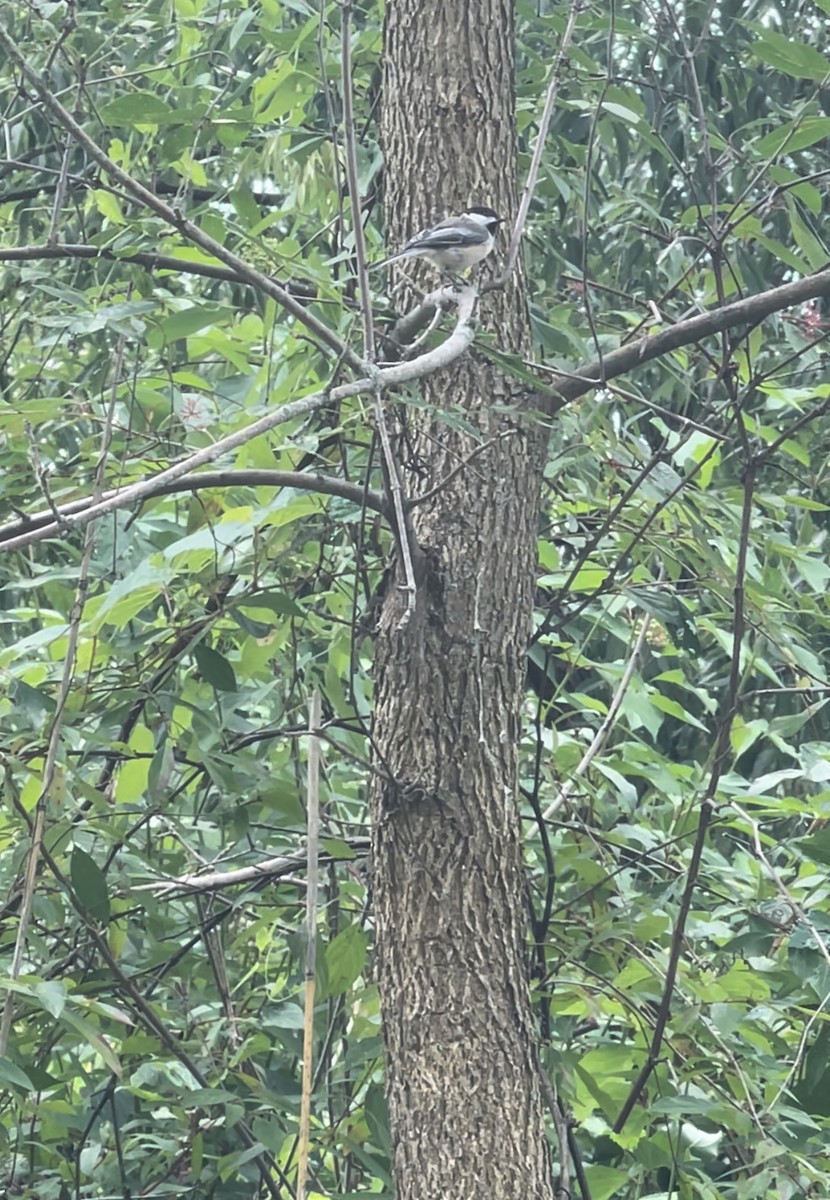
368, 249, 409, 272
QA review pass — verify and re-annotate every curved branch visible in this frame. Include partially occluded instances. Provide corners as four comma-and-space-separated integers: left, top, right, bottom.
0, 167, 289, 206
0, 469, 388, 546
141, 837, 372, 897
0, 243, 320, 298
2, 266, 828, 552
0, 291, 478, 553
549, 266, 830, 406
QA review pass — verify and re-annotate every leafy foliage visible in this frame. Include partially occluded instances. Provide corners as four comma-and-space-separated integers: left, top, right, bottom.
1, 0, 830, 1196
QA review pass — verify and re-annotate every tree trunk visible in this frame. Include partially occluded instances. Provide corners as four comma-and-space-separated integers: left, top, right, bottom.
371, 1, 554, 1197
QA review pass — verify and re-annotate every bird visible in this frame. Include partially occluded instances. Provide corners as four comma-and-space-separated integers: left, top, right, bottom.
372, 205, 504, 276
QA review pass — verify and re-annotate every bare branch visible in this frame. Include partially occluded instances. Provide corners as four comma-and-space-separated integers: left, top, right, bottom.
550, 266, 830, 407
3, 262, 828, 553
340, 0, 419, 618
0, 469, 389, 547
297, 689, 322, 1200
341, 0, 375, 361
142, 839, 371, 896
383, 284, 459, 353
374, 378, 419, 623
46, 139, 71, 247
0, 162, 298, 206
0, 242, 323, 299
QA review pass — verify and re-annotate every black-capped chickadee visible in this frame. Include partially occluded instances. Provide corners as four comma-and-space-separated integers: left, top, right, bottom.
373, 205, 504, 275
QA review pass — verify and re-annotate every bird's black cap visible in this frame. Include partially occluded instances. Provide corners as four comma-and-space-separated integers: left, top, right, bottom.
465, 204, 504, 224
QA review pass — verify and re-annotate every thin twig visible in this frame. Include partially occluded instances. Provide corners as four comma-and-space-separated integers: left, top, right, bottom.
547, 266, 830, 408
376, 293, 483, 619
613, 452, 755, 1133
47, 59, 85, 247
316, 0, 346, 254
297, 690, 322, 1200
551, 1092, 571, 1199
756, 394, 830, 463
0, 334, 125, 1056
5, 263, 830, 557
0, 159, 297, 205
46, 139, 71, 246
603, 381, 728, 440
542, 604, 654, 821
0, 242, 332, 302
579, 0, 614, 377
341, 0, 375, 361
530, 362, 727, 439
730, 799, 830, 1117
733, 168, 830, 232
341, 0, 417, 615
36, 854, 287, 1200
539, 1073, 589, 1200
531, 447, 675, 648
498, 0, 585, 282
373, 381, 418, 623
408, 430, 517, 510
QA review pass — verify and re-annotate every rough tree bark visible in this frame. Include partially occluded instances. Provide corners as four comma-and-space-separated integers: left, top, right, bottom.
370, 1, 554, 1197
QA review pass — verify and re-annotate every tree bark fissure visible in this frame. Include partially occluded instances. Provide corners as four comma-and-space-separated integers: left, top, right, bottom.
371, 2, 555, 1196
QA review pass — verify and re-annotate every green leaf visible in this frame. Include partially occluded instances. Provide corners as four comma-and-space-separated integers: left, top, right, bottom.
239, 591, 305, 616
582, 1165, 631, 1200
325, 924, 368, 995
10, 679, 56, 727
89, 562, 173, 632
70, 847, 110, 922
648, 693, 709, 731
0, 1058, 35, 1091
749, 26, 830, 80
193, 644, 238, 692
35, 981, 68, 1019
797, 828, 830, 866
230, 185, 263, 229
264, 1003, 305, 1029
601, 101, 641, 124
756, 116, 830, 157
219, 1142, 267, 1181
101, 93, 207, 125
785, 198, 828, 271
91, 189, 127, 226
148, 305, 233, 347
101, 93, 176, 124
321, 837, 356, 860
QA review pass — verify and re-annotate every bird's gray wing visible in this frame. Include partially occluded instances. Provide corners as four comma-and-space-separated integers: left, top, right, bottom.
404, 222, 488, 252
371, 219, 488, 270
